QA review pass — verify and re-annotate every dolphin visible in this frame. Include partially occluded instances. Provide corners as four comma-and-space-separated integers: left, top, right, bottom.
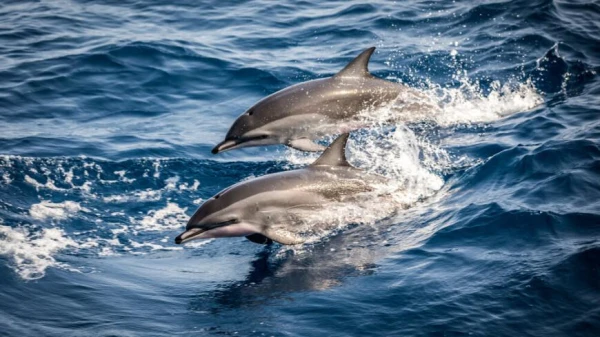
212, 47, 432, 154
176, 133, 385, 245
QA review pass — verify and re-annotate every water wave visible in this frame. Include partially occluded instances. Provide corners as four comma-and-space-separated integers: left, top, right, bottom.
1, 0, 599, 335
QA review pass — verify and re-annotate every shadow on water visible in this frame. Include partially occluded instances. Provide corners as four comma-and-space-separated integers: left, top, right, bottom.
187, 222, 397, 313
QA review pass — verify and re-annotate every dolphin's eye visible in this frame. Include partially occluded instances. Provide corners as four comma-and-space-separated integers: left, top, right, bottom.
247, 109, 254, 116
214, 194, 220, 199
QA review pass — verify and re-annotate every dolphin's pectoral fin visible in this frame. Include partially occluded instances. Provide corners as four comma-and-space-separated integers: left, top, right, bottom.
264, 229, 306, 245
287, 138, 326, 152
245, 234, 273, 245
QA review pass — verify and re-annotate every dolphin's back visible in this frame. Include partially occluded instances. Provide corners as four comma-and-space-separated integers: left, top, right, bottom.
253, 76, 403, 125
218, 166, 372, 204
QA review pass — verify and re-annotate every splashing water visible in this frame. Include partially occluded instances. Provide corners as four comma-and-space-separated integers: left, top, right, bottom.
0, 225, 78, 280
29, 201, 86, 221
422, 77, 543, 126
283, 72, 543, 243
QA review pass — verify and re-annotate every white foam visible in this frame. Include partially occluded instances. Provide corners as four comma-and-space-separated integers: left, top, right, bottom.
25, 169, 93, 193
136, 190, 162, 200
102, 178, 198, 204
185, 238, 214, 248
351, 127, 446, 205
164, 176, 180, 190
364, 78, 542, 129
114, 170, 136, 183
58, 165, 93, 193
102, 189, 162, 203
152, 160, 161, 178
2, 172, 11, 184
129, 240, 183, 251
99, 247, 116, 257
422, 78, 543, 126
29, 201, 85, 220
78, 238, 99, 249
165, 176, 200, 191
180, 179, 200, 191
24, 175, 66, 191
136, 202, 188, 231
110, 225, 128, 235
102, 195, 127, 203
0, 225, 78, 280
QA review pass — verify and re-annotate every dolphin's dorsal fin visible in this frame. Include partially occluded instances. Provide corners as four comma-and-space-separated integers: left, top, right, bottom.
311, 133, 350, 167
334, 47, 375, 79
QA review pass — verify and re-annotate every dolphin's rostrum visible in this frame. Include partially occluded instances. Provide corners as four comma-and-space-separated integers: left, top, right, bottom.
176, 133, 384, 245
212, 47, 432, 154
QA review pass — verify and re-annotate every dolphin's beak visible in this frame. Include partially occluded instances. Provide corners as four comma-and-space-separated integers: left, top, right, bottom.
211, 139, 237, 154
174, 228, 204, 244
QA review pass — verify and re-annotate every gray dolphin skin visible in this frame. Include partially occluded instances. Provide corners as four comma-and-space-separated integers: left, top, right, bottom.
212, 47, 430, 154
176, 133, 384, 245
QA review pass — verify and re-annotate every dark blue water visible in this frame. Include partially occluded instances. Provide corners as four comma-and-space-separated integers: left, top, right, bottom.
1, 0, 599, 336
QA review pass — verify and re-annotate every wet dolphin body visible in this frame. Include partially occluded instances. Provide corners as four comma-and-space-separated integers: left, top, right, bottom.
212, 47, 431, 154
176, 133, 384, 245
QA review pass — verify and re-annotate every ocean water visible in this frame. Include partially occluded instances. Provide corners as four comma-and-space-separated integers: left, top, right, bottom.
1, 0, 599, 336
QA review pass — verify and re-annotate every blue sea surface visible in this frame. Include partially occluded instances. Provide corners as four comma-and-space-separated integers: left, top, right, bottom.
1, 0, 599, 336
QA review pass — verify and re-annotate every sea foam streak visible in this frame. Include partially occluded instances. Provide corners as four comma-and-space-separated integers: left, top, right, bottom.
29, 201, 86, 220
